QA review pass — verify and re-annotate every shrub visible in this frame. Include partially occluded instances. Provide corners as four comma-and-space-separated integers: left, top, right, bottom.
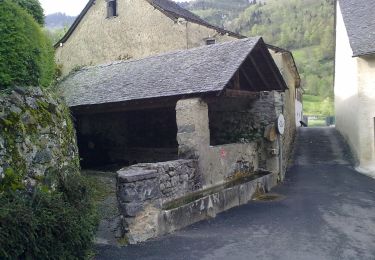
0, 173, 99, 259
0, 0, 55, 89
11, 0, 45, 25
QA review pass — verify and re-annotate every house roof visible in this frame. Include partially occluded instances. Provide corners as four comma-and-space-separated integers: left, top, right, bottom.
54, 0, 242, 48
58, 37, 287, 108
339, 0, 375, 57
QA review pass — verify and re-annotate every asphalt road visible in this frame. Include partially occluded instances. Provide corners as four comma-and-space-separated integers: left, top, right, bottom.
95, 128, 375, 260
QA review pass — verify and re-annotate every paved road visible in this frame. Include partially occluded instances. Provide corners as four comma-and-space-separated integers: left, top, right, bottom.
96, 128, 375, 260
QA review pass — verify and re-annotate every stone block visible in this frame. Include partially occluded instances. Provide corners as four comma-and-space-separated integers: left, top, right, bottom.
33, 149, 52, 164
118, 178, 160, 203
177, 124, 195, 133
119, 202, 144, 217
117, 168, 158, 183
171, 176, 179, 186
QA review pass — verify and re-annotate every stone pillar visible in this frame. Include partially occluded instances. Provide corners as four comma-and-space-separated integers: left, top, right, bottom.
176, 98, 210, 159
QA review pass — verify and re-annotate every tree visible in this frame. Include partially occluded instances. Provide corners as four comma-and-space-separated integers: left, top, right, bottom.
11, 0, 44, 25
0, 0, 54, 89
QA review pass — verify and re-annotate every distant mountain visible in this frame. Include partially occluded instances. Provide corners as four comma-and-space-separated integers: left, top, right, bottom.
178, 0, 252, 28
45, 13, 76, 30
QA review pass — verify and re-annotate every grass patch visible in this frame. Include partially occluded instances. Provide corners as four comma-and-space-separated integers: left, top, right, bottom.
303, 94, 334, 116
308, 119, 327, 127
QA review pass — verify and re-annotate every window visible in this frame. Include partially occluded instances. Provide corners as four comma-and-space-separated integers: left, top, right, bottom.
107, 0, 117, 18
206, 38, 216, 45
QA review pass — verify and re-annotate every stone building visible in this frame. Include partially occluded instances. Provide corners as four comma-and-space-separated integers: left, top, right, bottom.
55, 0, 302, 129
55, 0, 238, 75
56, 0, 302, 243
335, 0, 375, 177
59, 37, 294, 243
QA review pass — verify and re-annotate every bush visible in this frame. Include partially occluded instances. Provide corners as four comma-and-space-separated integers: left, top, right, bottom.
0, 0, 55, 89
11, 0, 45, 25
0, 173, 99, 259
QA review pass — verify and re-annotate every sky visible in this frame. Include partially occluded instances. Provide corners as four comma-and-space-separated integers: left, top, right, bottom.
39, 0, 190, 16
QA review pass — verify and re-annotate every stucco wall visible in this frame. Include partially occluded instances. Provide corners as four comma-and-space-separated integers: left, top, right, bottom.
55, 0, 234, 75
268, 50, 297, 174
175, 95, 290, 187
176, 98, 260, 187
334, 2, 360, 163
356, 56, 375, 171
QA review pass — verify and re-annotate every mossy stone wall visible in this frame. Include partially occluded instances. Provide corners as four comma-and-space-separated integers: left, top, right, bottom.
0, 87, 79, 190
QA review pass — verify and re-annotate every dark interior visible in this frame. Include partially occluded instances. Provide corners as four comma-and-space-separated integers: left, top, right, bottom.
74, 106, 178, 170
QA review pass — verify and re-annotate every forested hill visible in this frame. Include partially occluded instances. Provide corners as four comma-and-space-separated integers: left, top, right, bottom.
45, 13, 75, 30
182, 0, 335, 116
179, 0, 252, 28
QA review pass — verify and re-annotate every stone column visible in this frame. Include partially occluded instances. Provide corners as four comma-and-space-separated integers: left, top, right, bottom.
176, 98, 210, 159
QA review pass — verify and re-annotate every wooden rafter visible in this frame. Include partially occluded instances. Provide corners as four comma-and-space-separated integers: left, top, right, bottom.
259, 48, 287, 90
224, 89, 259, 98
248, 56, 273, 91
233, 71, 241, 90
240, 67, 257, 91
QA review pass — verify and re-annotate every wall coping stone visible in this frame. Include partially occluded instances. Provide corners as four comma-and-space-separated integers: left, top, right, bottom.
117, 168, 158, 183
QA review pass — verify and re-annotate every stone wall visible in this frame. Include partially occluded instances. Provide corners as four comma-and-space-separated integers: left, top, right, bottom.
0, 87, 79, 190
117, 159, 200, 242
208, 98, 267, 145
115, 93, 296, 244
176, 97, 278, 187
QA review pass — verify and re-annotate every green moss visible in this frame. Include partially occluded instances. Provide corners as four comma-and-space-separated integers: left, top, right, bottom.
1, 111, 28, 179
117, 237, 129, 246
1, 88, 80, 191
0, 167, 25, 192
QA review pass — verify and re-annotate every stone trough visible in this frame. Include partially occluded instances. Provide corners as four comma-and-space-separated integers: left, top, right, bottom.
116, 160, 278, 244
158, 171, 277, 236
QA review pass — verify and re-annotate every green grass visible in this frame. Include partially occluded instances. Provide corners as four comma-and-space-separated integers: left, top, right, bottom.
308, 119, 327, 127
303, 94, 334, 116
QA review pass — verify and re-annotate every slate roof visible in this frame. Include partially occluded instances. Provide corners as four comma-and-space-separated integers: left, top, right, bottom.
339, 0, 375, 56
59, 37, 286, 108
54, 0, 241, 48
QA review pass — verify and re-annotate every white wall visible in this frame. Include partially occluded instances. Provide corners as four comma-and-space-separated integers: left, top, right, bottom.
295, 100, 303, 127
334, 2, 360, 161
356, 57, 375, 175
335, 2, 375, 177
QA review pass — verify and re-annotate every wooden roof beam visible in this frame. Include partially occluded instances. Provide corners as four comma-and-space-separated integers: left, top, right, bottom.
225, 89, 259, 98
239, 67, 257, 91
247, 56, 273, 91
259, 48, 287, 90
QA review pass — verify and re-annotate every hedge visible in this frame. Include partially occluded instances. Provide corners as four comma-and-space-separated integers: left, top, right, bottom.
0, 0, 54, 89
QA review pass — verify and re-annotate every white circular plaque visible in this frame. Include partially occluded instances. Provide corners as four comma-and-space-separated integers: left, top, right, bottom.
276, 114, 285, 135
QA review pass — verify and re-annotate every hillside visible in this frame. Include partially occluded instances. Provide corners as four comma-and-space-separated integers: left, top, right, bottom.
183, 0, 335, 116
179, 0, 252, 27
45, 12, 75, 29
44, 13, 75, 45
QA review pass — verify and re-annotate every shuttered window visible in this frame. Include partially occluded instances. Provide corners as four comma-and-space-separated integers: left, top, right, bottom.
107, 0, 117, 18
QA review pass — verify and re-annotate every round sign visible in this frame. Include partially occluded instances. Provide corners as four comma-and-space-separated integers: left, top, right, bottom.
276, 114, 285, 135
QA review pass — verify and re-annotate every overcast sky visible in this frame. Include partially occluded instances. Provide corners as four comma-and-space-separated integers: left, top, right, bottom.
39, 0, 190, 16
